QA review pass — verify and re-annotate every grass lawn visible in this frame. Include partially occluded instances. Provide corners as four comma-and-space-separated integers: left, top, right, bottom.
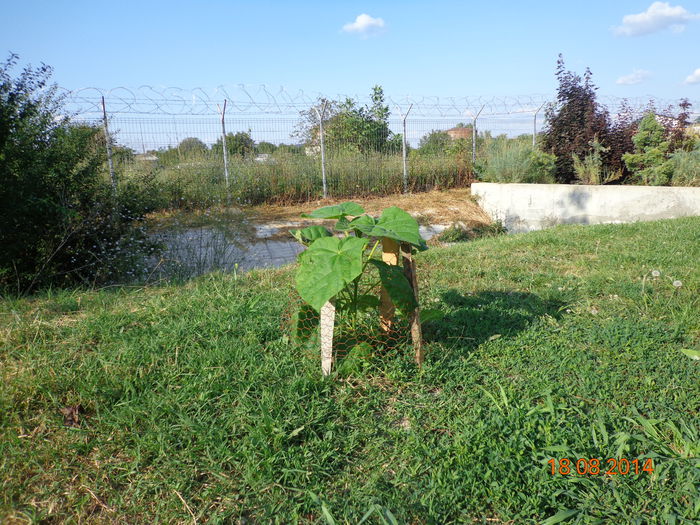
1, 217, 699, 523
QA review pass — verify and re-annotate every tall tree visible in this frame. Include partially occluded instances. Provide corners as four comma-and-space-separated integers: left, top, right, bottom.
295, 86, 394, 154
542, 55, 610, 183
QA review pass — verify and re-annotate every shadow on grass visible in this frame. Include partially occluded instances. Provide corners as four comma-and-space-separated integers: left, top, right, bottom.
424, 289, 568, 359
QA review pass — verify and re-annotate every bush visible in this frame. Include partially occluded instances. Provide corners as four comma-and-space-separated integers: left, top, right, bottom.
0, 55, 152, 292
668, 145, 700, 186
480, 139, 556, 183
572, 136, 623, 185
623, 114, 674, 186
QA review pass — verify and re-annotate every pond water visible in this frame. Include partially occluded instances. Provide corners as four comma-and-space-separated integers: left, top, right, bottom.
138, 219, 446, 283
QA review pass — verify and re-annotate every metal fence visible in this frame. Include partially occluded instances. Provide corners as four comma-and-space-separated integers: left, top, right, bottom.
65, 85, 700, 204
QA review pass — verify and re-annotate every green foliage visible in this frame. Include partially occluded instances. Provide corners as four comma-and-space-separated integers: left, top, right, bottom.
667, 144, 700, 186
368, 259, 418, 315
437, 221, 506, 243
212, 131, 254, 158
480, 138, 556, 183
177, 136, 207, 154
255, 141, 277, 154
417, 130, 452, 155
2, 218, 699, 522
296, 86, 396, 154
572, 136, 623, 185
293, 204, 424, 344
301, 202, 366, 219
295, 235, 369, 312
0, 55, 152, 291
623, 114, 674, 185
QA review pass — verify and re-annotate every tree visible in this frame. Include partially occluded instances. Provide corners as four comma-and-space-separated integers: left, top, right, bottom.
417, 130, 451, 155
212, 131, 254, 157
178, 137, 208, 154
256, 141, 277, 154
295, 86, 395, 154
542, 55, 610, 183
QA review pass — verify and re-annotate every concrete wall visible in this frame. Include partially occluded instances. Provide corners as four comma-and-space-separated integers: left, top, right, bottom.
471, 183, 700, 233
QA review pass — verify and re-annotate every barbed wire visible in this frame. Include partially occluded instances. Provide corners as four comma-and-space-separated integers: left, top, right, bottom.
62, 85, 700, 119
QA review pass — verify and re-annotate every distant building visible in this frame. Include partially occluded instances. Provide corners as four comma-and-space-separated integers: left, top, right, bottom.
446, 125, 473, 140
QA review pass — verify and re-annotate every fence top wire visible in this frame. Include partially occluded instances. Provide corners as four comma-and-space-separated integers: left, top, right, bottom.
61, 85, 700, 120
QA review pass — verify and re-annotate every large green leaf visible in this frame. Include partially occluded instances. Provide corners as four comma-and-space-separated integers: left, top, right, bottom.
301, 202, 365, 219
368, 206, 424, 247
295, 236, 368, 312
292, 302, 319, 343
369, 259, 418, 315
290, 225, 332, 245
335, 214, 376, 236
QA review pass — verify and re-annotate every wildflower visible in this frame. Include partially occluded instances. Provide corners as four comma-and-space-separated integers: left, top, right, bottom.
673, 280, 682, 288
651, 270, 660, 277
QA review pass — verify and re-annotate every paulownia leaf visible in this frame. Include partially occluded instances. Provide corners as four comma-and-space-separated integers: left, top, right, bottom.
680, 348, 700, 360
336, 214, 377, 237
301, 202, 365, 219
368, 206, 424, 247
295, 236, 368, 312
292, 302, 319, 343
369, 259, 417, 315
336, 342, 373, 377
290, 225, 332, 245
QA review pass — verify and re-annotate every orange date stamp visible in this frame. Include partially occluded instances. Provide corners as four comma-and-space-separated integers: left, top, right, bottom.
548, 458, 654, 476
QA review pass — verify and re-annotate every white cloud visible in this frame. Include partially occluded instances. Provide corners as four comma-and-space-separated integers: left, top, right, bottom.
616, 69, 652, 85
613, 2, 700, 36
342, 14, 385, 37
684, 68, 700, 84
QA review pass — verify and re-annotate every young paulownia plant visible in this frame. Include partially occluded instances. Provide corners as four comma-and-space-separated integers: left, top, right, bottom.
290, 202, 440, 375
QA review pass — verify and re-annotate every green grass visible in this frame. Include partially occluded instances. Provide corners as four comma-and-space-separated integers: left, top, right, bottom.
121, 151, 467, 209
1, 218, 699, 523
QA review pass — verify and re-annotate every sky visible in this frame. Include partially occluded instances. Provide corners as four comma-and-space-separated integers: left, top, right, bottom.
3, 0, 700, 102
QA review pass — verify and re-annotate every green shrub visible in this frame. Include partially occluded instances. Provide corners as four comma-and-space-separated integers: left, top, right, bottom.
623, 114, 673, 186
572, 136, 623, 185
0, 55, 153, 292
668, 145, 700, 186
480, 139, 556, 183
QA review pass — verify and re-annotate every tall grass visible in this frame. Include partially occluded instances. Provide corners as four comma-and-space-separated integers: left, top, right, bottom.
668, 145, 700, 186
120, 150, 466, 209
479, 137, 556, 183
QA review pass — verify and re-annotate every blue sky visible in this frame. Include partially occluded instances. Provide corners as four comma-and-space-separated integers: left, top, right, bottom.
3, 1, 699, 101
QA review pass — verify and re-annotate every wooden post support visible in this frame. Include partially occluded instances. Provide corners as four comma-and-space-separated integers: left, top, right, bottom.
401, 242, 423, 366
320, 300, 336, 376
379, 237, 400, 331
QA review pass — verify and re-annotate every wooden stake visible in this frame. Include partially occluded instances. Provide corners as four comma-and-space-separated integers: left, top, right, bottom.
320, 300, 336, 376
401, 243, 423, 365
379, 237, 400, 331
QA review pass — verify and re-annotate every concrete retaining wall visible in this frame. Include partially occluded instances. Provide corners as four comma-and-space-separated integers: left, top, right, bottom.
471, 182, 700, 233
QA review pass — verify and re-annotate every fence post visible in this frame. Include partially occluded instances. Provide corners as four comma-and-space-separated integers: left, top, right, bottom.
218, 100, 231, 196
533, 102, 546, 148
472, 105, 484, 166
401, 104, 413, 194
313, 100, 329, 199
101, 96, 117, 195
